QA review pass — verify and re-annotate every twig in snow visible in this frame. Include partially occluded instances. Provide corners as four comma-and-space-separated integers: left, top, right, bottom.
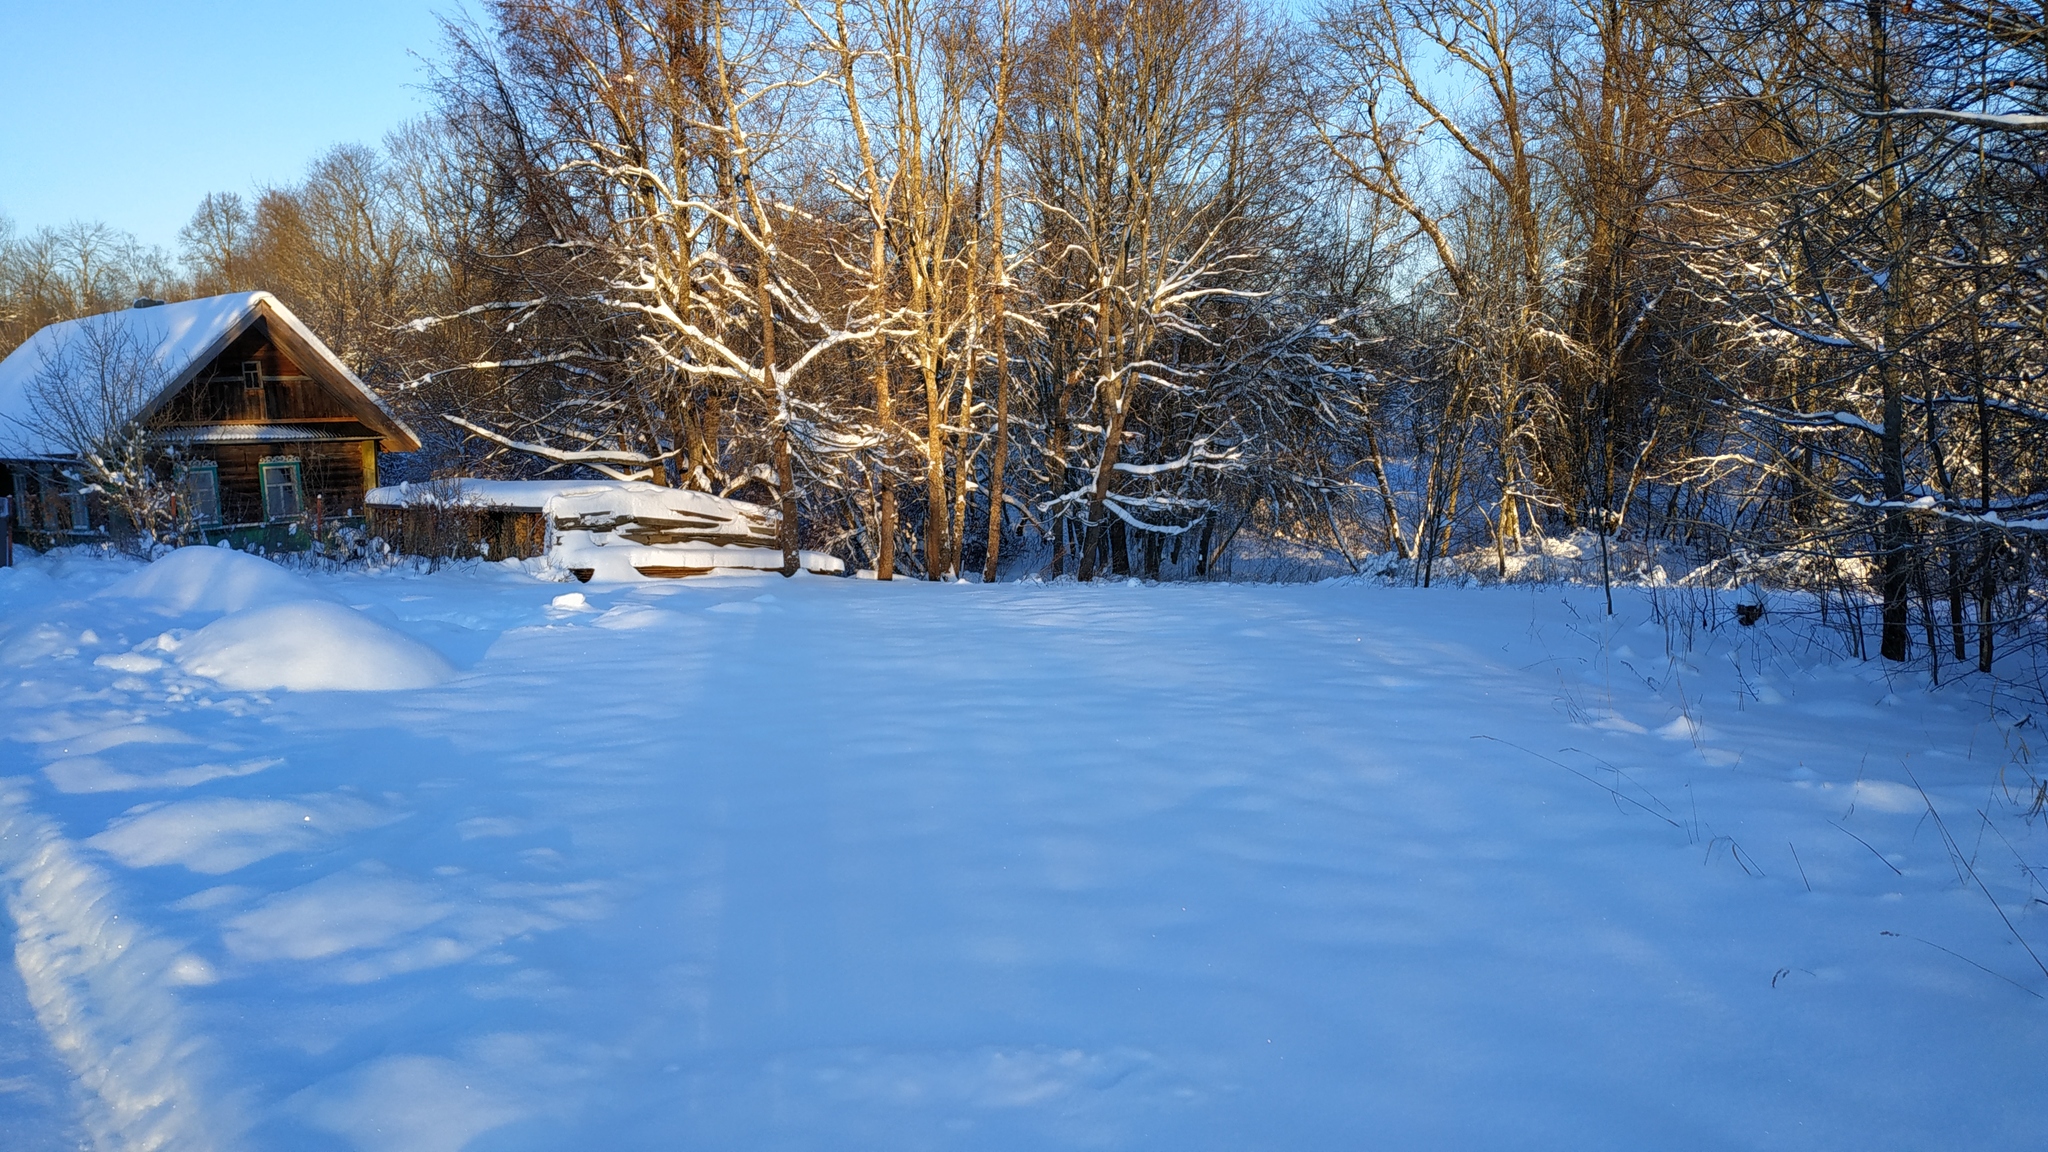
1906, 768, 2048, 982
1560, 747, 1678, 818
1880, 931, 2043, 1000
1705, 835, 1766, 877
1474, 736, 1682, 830
1976, 811, 2048, 904
1829, 820, 1904, 876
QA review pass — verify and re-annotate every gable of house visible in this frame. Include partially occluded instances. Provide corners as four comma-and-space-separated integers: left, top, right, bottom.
0, 292, 420, 459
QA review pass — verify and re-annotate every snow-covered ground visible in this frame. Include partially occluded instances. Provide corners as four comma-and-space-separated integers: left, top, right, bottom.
2, 548, 2044, 1151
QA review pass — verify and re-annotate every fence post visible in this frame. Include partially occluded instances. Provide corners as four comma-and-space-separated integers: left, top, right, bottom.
1, 495, 12, 567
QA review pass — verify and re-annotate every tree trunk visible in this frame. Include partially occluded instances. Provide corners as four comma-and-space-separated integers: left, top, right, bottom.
1362, 416, 1406, 557
1948, 536, 1966, 661
1870, 0, 1911, 662
1978, 537, 1996, 674
1079, 271, 1127, 582
951, 360, 973, 580
775, 425, 799, 576
981, 318, 1008, 583
875, 360, 896, 580
924, 357, 949, 580
980, 3, 1013, 585
754, 252, 797, 577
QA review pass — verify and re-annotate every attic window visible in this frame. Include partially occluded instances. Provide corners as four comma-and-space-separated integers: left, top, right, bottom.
242, 360, 263, 391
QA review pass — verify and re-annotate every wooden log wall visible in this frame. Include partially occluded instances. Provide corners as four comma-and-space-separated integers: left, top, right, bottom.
365, 507, 548, 561
201, 441, 376, 525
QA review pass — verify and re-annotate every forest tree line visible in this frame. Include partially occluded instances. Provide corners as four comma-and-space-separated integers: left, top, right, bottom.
1, 0, 2041, 669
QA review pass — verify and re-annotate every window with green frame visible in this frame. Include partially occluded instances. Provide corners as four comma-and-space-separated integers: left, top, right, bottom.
180, 462, 222, 525
259, 457, 303, 521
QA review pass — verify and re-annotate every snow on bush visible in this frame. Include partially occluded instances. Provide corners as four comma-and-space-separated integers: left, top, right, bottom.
98, 544, 326, 615
172, 600, 454, 691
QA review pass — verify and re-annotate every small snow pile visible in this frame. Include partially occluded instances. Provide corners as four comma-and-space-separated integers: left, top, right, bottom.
174, 601, 454, 691
98, 545, 324, 615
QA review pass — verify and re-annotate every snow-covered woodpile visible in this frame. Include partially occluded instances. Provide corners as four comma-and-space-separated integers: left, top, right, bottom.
364, 479, 843, 579
542, 483, 777, 548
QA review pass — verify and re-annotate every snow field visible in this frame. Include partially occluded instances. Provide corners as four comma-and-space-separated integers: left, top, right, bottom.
0, 551, 2044, 1150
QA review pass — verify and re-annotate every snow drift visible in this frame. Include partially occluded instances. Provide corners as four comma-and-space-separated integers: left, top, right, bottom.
174, 600, 454, 691
3, 553, 2045, 1150
99, 545, 326, 615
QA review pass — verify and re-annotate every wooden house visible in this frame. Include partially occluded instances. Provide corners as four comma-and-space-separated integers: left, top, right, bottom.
0, 292, 420, 544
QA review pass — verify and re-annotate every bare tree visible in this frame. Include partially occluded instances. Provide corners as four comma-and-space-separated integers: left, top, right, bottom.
9, 314, 183, 549
978, 0, 1017, 583
0, 221, 181, 360
1658, 0, 2048, 662
1017, 0, 1285, 580
1310, 0, 1570, 578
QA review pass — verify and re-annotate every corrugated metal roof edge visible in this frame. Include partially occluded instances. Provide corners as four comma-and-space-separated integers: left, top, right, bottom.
158, 423, 382, 444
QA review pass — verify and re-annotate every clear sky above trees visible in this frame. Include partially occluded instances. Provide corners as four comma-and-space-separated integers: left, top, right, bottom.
0, 0, 454, 250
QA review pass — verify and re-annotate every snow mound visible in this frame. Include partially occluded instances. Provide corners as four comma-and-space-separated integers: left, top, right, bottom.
87, 794, 394, 874
98, 546, 324, 615
174, 601, 454, 691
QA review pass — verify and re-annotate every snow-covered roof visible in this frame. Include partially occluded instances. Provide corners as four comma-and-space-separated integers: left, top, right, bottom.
0, 291, 421, 458
364, 479, 776, 526
365, 478, 820, 576
365, 479, 655, 512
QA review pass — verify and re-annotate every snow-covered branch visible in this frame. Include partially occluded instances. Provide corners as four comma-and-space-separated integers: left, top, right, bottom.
442, 415, 674, 482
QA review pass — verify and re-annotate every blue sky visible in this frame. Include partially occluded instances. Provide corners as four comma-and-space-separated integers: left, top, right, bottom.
0, 1, 459, 254
0, 0, 1333, 258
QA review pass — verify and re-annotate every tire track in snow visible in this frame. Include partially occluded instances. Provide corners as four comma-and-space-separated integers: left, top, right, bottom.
0, 777, 236, 1152
0, 929, 85, 1151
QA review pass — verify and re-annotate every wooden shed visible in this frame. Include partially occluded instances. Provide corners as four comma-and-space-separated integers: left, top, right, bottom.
365, 479, 844, 579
